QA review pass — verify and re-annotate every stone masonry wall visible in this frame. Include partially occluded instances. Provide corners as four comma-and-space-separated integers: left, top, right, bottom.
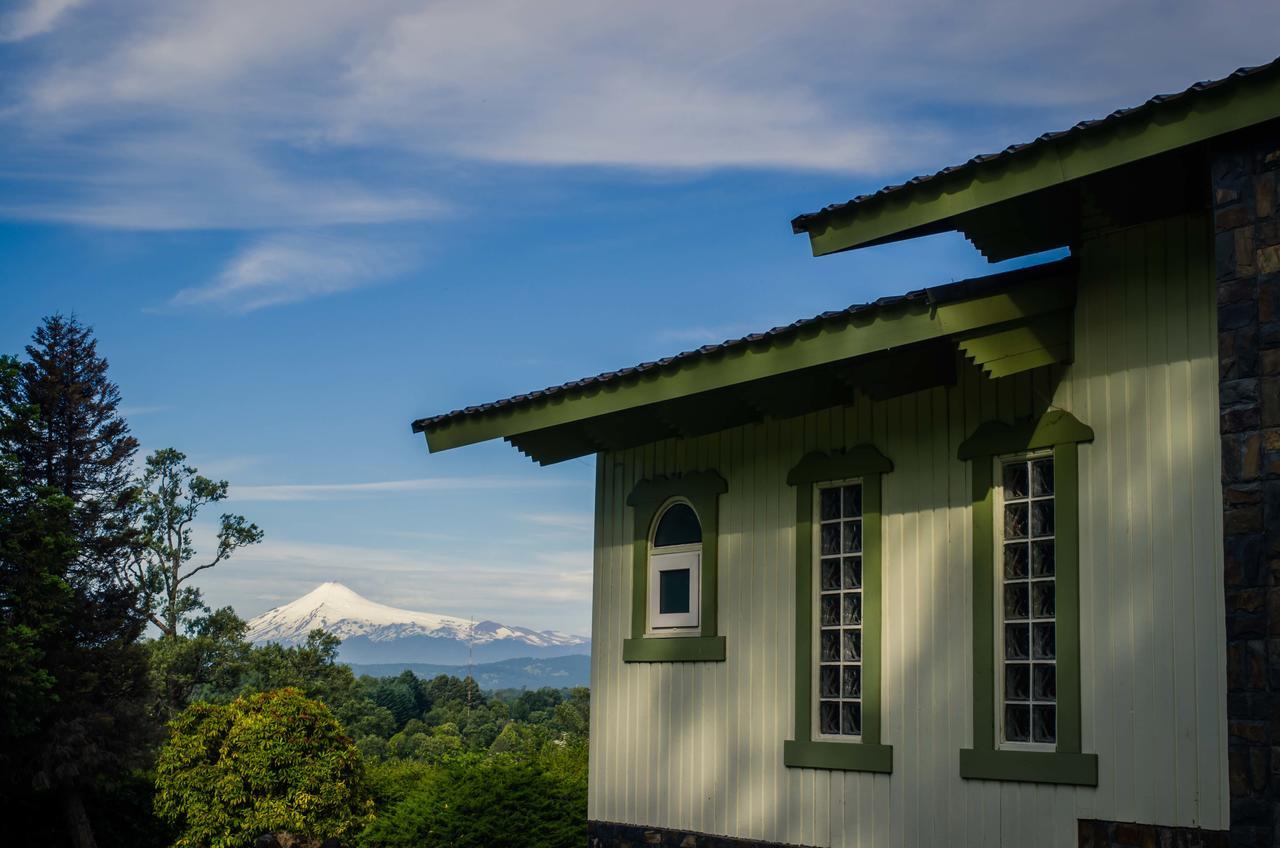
1214, 120, 1280, 848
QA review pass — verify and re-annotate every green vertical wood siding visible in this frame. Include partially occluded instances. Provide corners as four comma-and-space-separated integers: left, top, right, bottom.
586, 212, 1226, 846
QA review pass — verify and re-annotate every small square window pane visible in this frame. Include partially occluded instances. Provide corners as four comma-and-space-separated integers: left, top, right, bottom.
821, 595, 840, 627
1003, 584, 1029, 620
1004, 704, 1030, 743
1032, 704, 1057, 744
842, 666, 861, 698
821, 525, 841, 556
842, 702, 862, 736
821, 560, 840, 591
842, 630, 861, 662
842, 485, 862, 518
1004, 623, 1030, 660
820, 701, 840, 735
1003, 463, 1029, 499
1033, 623, 1056, 659
1032, 582, 1056, 619
1005, 663, 1030, 701
1004, 543, 1029, 579
1033, 664, 1057, 701
843, 592, 862, 626
1030, 501, 1054, 537
1031, 459, 1054, 496
842, 557, 862, 589
658, 568, 690, 614
1031, 541, 1055, 577
1004, 503, 1028, 539
820, 488, 841, 522
820, 666, 839, 698
842, 521, 862, 554
820, 631, 840, 662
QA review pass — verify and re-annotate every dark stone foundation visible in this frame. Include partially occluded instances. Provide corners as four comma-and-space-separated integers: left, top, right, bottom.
1078, 819, 1228, 848
588, 821, 809, 848
1214, 121, 1280, 848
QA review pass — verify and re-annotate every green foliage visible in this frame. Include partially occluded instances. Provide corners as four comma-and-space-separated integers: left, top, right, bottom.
126, 447, 263, 639
1, 320, 156, 848
155, 687, 374, 848
146, 606, 251, 719
356, 754, 585, 848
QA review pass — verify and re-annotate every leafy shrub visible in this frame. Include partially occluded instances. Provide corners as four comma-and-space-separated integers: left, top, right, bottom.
155, 687, 374, 848
357, 753, 585, 848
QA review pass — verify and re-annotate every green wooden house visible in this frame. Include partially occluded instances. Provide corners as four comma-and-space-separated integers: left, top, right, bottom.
412, 59, 1280, 848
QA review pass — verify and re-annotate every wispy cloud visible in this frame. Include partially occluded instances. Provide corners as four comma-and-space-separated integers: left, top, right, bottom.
170, 233, 416, 312
0, 0, 81, 42
119, 403, 168, 417
229, 476, 575, 502
5, 1, 1276, 230
518, 511, 593, 533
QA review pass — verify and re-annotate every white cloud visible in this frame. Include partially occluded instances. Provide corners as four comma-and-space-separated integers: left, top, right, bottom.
4, 1, 1277, 229
229, 476, 575, 502
0, 0, 81, 42
518, 511, 594, 533
171, 233, 415, 311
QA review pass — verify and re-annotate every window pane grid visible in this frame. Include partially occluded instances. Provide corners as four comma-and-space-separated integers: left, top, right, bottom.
1001, 455, 1056, 746
817, 482, 863, 739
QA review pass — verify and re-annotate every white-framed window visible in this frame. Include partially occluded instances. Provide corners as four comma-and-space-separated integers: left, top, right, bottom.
996, 452, 1057, 748
647, 501, 701, 632
814, 480, 863, 740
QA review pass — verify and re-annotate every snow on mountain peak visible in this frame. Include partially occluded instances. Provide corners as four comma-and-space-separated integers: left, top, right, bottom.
244, 583, 589, 651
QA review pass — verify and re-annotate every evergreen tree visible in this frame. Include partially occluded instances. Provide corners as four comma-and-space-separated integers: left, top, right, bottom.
12, 314, 139, 583
0, 319, 154, 848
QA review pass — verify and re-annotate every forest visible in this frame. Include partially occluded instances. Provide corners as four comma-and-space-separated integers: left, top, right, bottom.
0, 315, 587, 848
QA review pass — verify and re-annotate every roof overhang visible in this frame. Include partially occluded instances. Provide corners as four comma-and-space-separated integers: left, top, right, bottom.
793, 59, 1280, 261
415, 259, 1078, 464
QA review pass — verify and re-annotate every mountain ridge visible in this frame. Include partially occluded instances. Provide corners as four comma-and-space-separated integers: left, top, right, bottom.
245, 582, 590, 665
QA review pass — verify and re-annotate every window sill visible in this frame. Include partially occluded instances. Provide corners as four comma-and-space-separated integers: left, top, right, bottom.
959, 748, 1097, 786
622, 635, 725, 663
783, 739, 893, 773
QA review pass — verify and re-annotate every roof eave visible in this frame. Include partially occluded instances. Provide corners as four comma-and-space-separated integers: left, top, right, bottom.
795, 60, 1280, 257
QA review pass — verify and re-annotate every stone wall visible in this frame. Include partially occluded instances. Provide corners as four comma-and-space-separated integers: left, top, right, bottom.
1214, 119, 1280, 848
1078, 819, 1228, 848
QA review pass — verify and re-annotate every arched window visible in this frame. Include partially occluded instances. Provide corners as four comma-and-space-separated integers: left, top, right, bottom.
648, 501, 701, 631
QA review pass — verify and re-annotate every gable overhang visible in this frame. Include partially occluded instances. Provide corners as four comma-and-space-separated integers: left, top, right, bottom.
414, 259, 1078, 464
794, 60, 1280, 261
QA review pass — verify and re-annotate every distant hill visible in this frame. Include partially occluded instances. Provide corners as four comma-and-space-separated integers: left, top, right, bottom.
347, 654, 591, 690
245, 582, 590, 665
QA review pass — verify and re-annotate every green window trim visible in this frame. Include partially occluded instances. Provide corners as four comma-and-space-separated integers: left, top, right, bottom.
958, 409, 1098, 786
783, 445, 894, 773
622, 470, 728, 663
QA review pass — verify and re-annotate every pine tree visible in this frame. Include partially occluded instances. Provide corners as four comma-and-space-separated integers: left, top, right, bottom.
14, 314, 140, 582
0, 318, 154, 848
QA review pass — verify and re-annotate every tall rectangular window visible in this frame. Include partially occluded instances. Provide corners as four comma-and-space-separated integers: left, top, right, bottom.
816, 481, 863, 739
999, 453, 1056, 747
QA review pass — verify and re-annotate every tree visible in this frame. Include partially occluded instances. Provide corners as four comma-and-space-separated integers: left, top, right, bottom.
127, 448, 262, 638
8, 315, 139, 581
154, 688, 374, 848
146, 606, 251, 717
355, 754, 584, 848
0, 321, 155, 848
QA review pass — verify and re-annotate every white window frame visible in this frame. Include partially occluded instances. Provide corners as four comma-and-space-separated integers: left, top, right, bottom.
993, 450, 1057, 753
812, 478, 864, 743
647, 548, 700, 632
646, 499, 702, 634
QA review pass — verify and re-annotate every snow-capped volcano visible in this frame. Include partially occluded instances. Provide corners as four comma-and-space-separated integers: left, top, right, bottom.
246, 582, 589, 665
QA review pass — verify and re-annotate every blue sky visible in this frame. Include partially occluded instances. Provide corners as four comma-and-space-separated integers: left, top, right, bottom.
2, 1, 1278, 635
